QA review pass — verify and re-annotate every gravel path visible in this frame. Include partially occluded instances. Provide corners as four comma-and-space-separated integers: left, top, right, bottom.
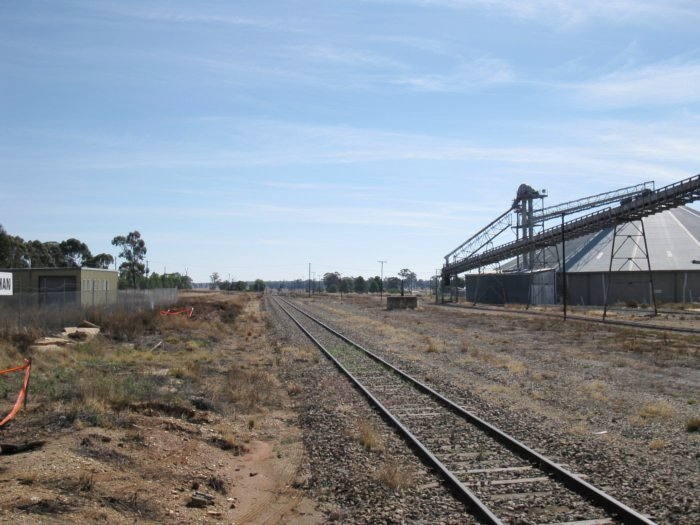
265, 296, 476, 524
287, 294, 699, 525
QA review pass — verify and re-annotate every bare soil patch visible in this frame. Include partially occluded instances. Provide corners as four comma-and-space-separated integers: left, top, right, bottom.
0, 292, 321, 524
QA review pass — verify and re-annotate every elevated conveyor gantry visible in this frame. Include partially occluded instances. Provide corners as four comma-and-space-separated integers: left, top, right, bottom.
442, 174, 700, 279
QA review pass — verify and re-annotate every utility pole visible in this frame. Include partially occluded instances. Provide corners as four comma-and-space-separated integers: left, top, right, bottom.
378, 260, 386, 303
435, 269, 440, 304
308, 263, 311, 298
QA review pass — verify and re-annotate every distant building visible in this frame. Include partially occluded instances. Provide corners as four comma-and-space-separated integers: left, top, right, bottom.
464, 206, 700, 305
0, 267, 119, 306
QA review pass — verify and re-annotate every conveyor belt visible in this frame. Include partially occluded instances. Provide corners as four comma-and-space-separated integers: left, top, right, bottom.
443, 174, 700, 276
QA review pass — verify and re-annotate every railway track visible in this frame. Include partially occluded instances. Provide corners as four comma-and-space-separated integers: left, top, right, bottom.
271, 295, 656, 525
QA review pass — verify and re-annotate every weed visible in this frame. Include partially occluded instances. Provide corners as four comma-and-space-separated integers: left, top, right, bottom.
224, 366, 279, 411
375, 461, 412, 491
90, 308, 158, 341
17, 473, 37, 486
686, 417, 700, 432
425, 337, 441, 353
185, 340, 205, 352
169, 361, 201, 381
9, 326, 42, 352
286, 382, 302, 396
648, 438, 666, 450
568, 423, 588, 435
357, 421, 382, 451
207, 476, 227, 495
639, 402, 675, 419
77, 472, 94, 492
210, 433, 245, 454
506, 360, 526, 374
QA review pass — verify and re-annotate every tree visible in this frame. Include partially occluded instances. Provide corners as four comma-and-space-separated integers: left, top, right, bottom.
398, 268, 417, 292
368, 278, 379, 293
323, 272, 341, 293
210, 272, 221, 290
354, 276, 367, 293
252, 279, 266, 292
340, 276, 353, 294
60, 238, 92, 267
234, 280, 247, 291
25, 240, 60, 267
112, 231, 147, 289
147, 272, 192, 289
386, 277, 401, 293
0, 226, 27, 268
86, 253, 114, 269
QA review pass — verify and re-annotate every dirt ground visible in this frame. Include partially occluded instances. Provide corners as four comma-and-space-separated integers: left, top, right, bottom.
0, 292, 322, 525
0, 291, 698, 524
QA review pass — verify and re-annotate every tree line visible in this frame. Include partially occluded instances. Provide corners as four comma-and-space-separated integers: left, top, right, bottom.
0, 225, 191, 290
0, 224, 114, 270
208, 272, 266, 292
321, 269, 420, 294
266, 268, 430, 294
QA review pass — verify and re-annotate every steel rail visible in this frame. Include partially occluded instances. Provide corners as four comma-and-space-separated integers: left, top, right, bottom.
270, 296, 503, 525
440, 302, 700, 335
274, 296, 657, 525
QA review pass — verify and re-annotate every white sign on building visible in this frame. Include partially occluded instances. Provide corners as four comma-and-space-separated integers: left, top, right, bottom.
0, 272, 13, 296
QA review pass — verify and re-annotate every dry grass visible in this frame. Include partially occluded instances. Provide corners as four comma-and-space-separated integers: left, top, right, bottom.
648, 438, 666, 450
286, 382, 302, 396
357, 421, 383, 451
222, 366, 280, 411
686, 417, 700, 432
375, 460, 412, 490
568, 423, 589, 435
639, 402, 675, 419
505, 360, 527, 374
425, 337, 442, 353
583, 380, 609, 402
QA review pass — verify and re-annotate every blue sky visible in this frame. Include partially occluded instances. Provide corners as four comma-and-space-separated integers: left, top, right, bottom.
2, 1, 700, 282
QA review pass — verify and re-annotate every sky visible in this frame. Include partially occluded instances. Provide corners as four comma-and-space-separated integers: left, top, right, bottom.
2, 1, 700, 283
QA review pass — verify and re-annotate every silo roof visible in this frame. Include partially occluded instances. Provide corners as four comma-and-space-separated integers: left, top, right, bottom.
503, 206, 700, 273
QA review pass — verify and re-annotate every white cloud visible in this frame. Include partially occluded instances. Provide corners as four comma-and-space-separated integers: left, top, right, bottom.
571, 60, 700, 109
392, 56, 513, 92
395, 0, 700, 26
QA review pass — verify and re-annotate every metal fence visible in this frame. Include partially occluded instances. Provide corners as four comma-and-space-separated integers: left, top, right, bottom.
0, 288, 179, 332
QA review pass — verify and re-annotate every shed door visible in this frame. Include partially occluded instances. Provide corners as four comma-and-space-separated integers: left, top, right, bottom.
39, 276, 77, 305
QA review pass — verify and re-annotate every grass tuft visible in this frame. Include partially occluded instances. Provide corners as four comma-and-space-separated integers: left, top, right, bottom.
357, 421, 382, 451
639, 402, 675, 419
648, 438, 666, 450
375, 460, 412, 491
686, 417, 700, 432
